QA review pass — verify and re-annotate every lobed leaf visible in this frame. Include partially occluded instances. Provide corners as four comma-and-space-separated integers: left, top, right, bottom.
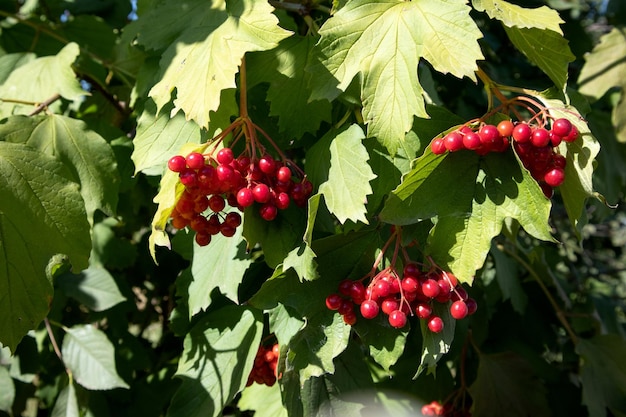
0, 142, 90, 351
167, 306, 263, 417
415, 302, 456, 377
62, 324, 129, 390
318, 124, 376, 224
283, 243, 319, 282
472, 0, 564, 34
147, 0, 291, 128
311, 0, 483, 154
503, 26, 574, 92
380, 150, 554, 283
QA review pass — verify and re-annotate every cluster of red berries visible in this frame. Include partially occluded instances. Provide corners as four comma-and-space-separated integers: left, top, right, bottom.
325, 265, 477, 332
246, 343, 279, 387
431, 117, 578, 198
421, 400, 471, 417
167, 148, 312, 246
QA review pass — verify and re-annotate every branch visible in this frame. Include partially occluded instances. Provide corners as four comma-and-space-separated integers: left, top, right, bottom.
28, 93, 61, 116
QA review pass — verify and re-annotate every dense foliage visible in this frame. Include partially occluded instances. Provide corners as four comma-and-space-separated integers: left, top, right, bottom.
0, 0, 625, 416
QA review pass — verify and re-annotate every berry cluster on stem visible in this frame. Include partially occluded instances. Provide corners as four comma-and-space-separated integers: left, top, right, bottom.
167, 117, 312, 246
325, 227, 477, 332
247, 342, 279, 387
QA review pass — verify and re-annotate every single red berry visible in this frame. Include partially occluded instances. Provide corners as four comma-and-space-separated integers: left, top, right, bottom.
462, 132, 481, 150
431, 138, 446, 155
220, 223, 236, 237
563, 125, 579, 142
388, 310, 407, 328
450, 300, 469, 319
442, 272, 458, 287
236, 188, 254, 207
422, 279, 440, 298
551, 118, 572, 137
338, 279, 353, 296
208, 195, 226, 212
549, 130, 563, 147
416, 302, 432, 319
275, 192, 290, 210
253, 183, 271, 203
427, 316, 444, 333
465, 298, 478, 315
225, 212, 242, 228
531, 128, 551, 147
401, 276, 420, 293
381, 297, 399, 315
544, 167, 565, 187
216, 148, 234, 165
185, 152, 205, 170
512, 123, 532, 143
168, 155, 187, 172
195, 232, 211, 246
216, 164, 235, 183
360, 300, 380, 319
496, 120, 514, 137
258, 155, 277, 174
403, 263, 420, 277
338, 299, 353, 315
325, 294, 343, 310
260, 204, 278, 221
179, 169, 198, 187
276, 166, 292, 183
478, 124, 500, 145
444, 131, 464, 152
374, 280, 392, 298
349, 281, 366, 304
551, 154, 567, 169
343, 311, 357, 325
452, 286, 468, 301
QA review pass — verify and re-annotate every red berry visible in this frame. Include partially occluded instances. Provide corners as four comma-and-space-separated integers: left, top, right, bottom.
168, 155, 187, 172
465, 298, 478, 315
325, 294, 343, 310
338, 279, 353, 296
260, 204, 278, 221
275, 192, 290, 210
544, 167, 565, 187
531, 128, 550, 147
450, 300, 469, 319
388, 310, 407, 328
422, 279, 440, 298
551, 118, 572, 137
444, 131, 464, 152
185, 152, 205, 170
208, 195, 226, 212
195, 232, 211, 246
216, 148, 234, 165
253, 183, 271, 203
343, 312, 357, 325
512, 123, 532, 143
401, 276, 420, 293
225, 212, 242, 228
338, 299, 353, 315
276, 166, 292, 183
563, 125, 579, 142
403, 263, 420, 278
374, 280, 391, 298
360, 300, 380, 319
216, 164, 235, 183
497, 120, 514, 137
416, 302, 432, 319
478, 124, 500, 145
427, 316, 444, 333
236, 188, 254, 207
381, 297, 399, 315
431, 138, 446, 155
179, 169, 198, 187
258, 155, 276, 174
549, 130, 563, 147
462, 132, 481, 150
551, 154, 567, 169
220, 223, 236, 237
349, 281, 366, 304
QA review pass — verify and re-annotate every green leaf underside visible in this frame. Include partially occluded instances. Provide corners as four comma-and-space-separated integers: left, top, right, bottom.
51, 382, 80, 417
188, 227, 251, 315
56, 266, 126, 312
0, 114, 120, 220
576, 335, 626, 417
0, 142, 90, 351
577, 27, 626, 143
380, 150, 553, 282
247, 36, 331, 139
468, 351, 551, 417
0, 43, 85, 117
311, 0, 483, 154
503, 25, 574, 91
145, 0, 291, 128
318, 124, 376, 224
472, 0, 563, 34
238, 383, 288, 417
62, 324, 129, 390
416, 302, 456, 377
0, 366, 15, 412
167, 306, 263, 417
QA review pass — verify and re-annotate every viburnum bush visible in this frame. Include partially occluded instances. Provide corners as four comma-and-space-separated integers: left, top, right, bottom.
0, 1, 625, 417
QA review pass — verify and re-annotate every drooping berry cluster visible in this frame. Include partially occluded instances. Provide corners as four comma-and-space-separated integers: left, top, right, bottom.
430, 117, 578, 198
167, 147, 312, 246
324, 227, 477, 332
246, 343, 279, 387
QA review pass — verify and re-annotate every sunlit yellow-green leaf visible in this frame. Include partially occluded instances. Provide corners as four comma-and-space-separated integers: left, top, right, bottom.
472, 0, 563, 34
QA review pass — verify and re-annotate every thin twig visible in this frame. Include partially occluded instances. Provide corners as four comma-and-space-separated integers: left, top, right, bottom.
28, 93, 61, 116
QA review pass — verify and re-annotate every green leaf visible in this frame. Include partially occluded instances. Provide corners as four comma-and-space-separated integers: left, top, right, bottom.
416, 302, 456, 377
51, 382, 80, 417
318, 124, 376, 224
576, 335, 626, 417
503, 25, 574, 91
0, 142, 90, 351
491, 243, 527, 314
0, 43, 86, 117
468, 351, 551, 417
247, 35, 331, 139
146, 0, 292, 128
472, 0, 564, 34
0, 114, 120, 220
56, 266, 126, 312
268, 304, 305, 348
239, 383, 288, 417
167, 306, 263, 417
537, 92, 600, 232
188, 227, 251, 315
353, 315, 407, 372
132, 101, 203, 176
283, 243, 319, 282
0, 366, 14, 412
577, 27, 626, 143
380, 150, 554, 283
311, 0, 483, 154
0, 52, 34, 84
62, 324, 129, 390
